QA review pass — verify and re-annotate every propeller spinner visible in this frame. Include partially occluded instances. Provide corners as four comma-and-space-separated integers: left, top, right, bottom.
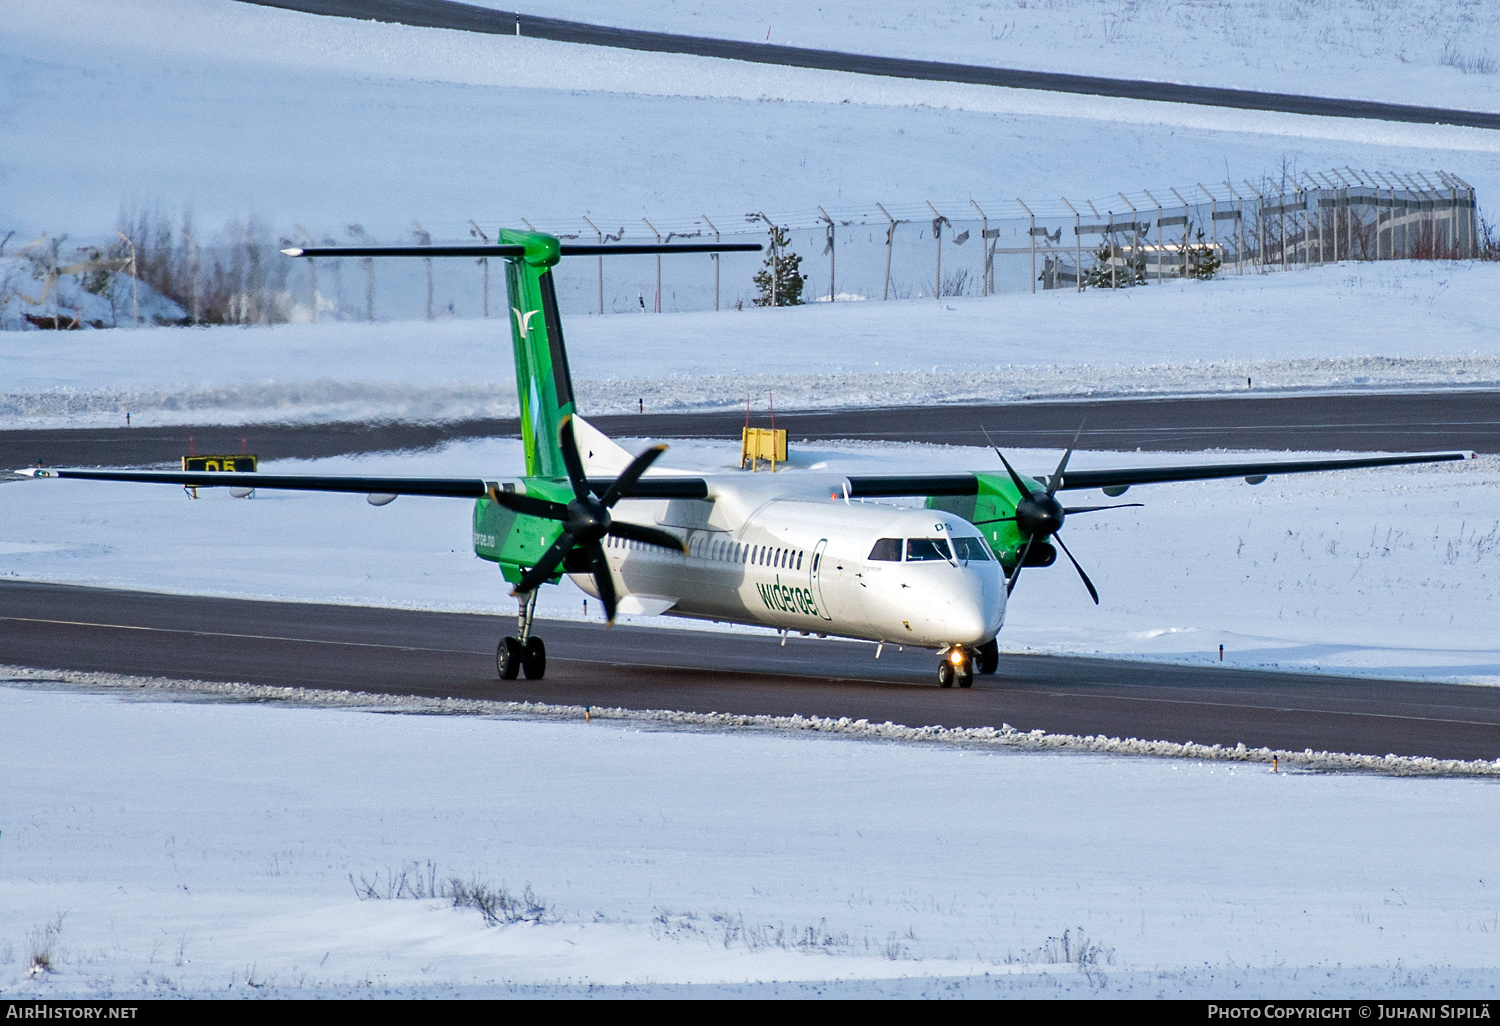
976, 425, 1142, 605
483, 416, 687, 623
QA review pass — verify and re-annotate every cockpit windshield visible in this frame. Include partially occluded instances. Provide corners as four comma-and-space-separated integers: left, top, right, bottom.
951, 536, 993, 562
905, 538, 953, 562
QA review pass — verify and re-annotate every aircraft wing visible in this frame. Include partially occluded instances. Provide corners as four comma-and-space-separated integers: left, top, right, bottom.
844, 451, 1473, 498
15, 468, 709, 500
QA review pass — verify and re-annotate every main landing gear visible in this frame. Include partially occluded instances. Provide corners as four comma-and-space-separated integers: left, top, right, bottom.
937, 640, 999, 688
498, 588, 546, 680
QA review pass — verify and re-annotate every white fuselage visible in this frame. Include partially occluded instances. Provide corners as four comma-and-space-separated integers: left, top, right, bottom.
568, 473, 1006, 650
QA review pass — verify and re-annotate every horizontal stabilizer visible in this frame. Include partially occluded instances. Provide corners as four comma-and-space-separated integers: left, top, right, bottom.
282, 243, 762, 258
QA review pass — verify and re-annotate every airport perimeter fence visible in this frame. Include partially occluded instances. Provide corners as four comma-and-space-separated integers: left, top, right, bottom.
1, 169, 1481, 329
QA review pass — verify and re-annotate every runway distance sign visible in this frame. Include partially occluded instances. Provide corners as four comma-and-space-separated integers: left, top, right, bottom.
181, 455, 258, 473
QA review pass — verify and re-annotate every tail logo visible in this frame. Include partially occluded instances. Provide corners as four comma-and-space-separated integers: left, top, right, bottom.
512, 306, 540, 338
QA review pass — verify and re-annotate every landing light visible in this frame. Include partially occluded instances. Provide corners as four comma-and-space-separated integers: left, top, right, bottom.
949, 649, 965, 665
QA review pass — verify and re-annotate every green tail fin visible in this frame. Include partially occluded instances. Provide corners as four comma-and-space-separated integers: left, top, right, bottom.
499, 229, 577, 478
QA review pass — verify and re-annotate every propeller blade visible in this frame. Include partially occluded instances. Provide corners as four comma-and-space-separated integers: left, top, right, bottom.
1046, 421, 1086, 497
1053, 532, 1100, 605
511, 531, 574, 595
980, 424, 1034, 496
607, 520, 687, 554
1062, 503, 1145, 515
557, 416, 591, 502
993, 449, 1035, 500
486, 486, 569, 521
588, 543, 618, 624
599, 444, 668, 508
1006, 536, 1036, 597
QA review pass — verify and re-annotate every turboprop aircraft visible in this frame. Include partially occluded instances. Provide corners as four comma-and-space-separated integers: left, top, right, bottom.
17, 230, 1471, 686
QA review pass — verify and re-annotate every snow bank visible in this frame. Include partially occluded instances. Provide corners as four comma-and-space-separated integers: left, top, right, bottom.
4, 262, 1499, 428
5, 664, 1495, 778
4, 678, 1500, 998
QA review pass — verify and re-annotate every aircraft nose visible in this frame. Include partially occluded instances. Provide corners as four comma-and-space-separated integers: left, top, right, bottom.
930, 564, 1005, 644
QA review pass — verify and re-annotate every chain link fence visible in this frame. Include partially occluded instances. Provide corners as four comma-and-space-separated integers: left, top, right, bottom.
2, 169, 1481, 328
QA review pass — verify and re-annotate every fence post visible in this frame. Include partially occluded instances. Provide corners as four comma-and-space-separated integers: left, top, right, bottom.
580, 216, 604, 314
1061, 197, 1082, 292
1373, 172, 1395, 260
1223, 182, 1245, 275
1143, 190, 1164, 281
818, 206, 835, 302
925, 201, 949, 299
1118, 193, 1140, 284
1169, 187, 1191, 278
346, 224, 375, 322
877, 203, 898, 300
412, 222, 434, 319
700, 215, 721, 311
1454, 174, 1479, 258
642, 219, 662, 311
970, 200, 990, 296
1328, 172, 1344, 262
1345, 168, 1365, 259
1421, 172, 1450, 258
1016, 199, 1037, 294
1242, 181, 1264, 272
468, 221, 491, 317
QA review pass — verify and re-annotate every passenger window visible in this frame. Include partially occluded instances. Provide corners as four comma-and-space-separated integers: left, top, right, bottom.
796, 552, 803, 570
868, 538, 902, 561
951, 537, 993, 562
906, 538, 953, 562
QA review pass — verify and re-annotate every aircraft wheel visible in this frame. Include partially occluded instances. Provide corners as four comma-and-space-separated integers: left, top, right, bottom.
976, 639, 999, 675
957, 663, 975, 688
937, 660, 956, 688
497, 636, 522, 680
521, 637, 547, 680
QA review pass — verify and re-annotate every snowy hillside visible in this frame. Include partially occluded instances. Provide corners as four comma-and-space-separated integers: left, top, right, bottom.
513, 0, 1500, 113
3, 0, 1498, 249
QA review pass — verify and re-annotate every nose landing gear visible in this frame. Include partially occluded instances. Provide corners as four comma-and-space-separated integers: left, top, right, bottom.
498, 588, 547, 680
938, 646, 975, 688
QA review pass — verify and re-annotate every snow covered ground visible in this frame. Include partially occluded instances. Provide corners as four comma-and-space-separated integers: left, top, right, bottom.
4, 261, 1499, 428
3, 436, 1496, 684
3, 678, 1500, 998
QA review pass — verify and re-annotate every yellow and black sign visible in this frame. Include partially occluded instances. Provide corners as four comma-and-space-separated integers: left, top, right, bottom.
182, 454, 258, 472
741, 428, 787, 472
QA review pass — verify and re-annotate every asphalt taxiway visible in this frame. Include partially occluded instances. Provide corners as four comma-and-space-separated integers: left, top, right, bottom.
4, 580, 1497, 762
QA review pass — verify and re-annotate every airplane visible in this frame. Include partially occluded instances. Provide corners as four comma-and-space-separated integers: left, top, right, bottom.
17, 230, 1471, 687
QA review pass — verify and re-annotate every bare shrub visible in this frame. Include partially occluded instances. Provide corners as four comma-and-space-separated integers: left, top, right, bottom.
1007, 925, 1116, 987
1479, 217, 1500, 261
350, 861, 551, 926
939, 267, 970, 297
114, 206, 292, 325
448, 879, 551, 926
1442, 41, 1498, 76
27, 914, 64, 977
